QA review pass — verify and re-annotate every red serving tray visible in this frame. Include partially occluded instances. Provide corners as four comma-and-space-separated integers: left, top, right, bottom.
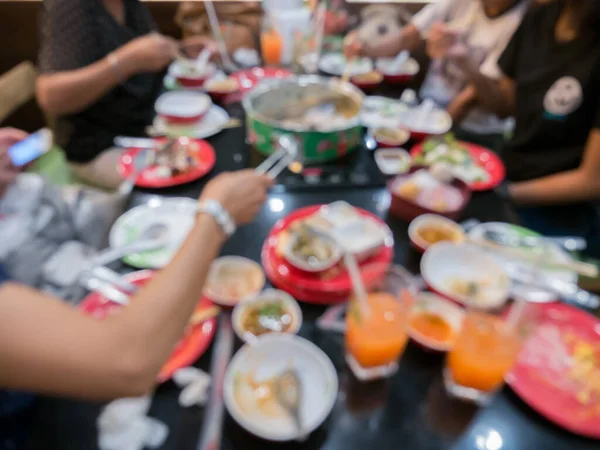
261, 205, 394, 304
118, 138, 216, 189
410, 141, 505, 192
80, 270, 217, 383
507, 302, 600, 438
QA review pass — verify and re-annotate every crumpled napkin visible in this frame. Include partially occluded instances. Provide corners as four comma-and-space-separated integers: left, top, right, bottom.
173, 367, 211, 407
97, 396, 168, 450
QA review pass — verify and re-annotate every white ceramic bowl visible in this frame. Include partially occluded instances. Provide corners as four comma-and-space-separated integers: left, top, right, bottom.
420, 242, 510, 309
407, 291, 465, 352
203, 256, 265, 307
374, 148, 411, 175
408, 214, 465, 253
168, 60, 216, 86
399, 108, 453, 139
154, 91, 212, 124
232, 289, 303, 343
284, 232, 342, 273
375, 57, 420, 76
224, 334, 338, 441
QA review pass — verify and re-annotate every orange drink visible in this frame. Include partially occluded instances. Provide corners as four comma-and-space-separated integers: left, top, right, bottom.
260, 29, 283, 66
445, 311, 522, 404
346, 292, 408, 368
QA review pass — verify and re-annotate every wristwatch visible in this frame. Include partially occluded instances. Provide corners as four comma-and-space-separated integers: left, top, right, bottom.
197, 199, 236, 237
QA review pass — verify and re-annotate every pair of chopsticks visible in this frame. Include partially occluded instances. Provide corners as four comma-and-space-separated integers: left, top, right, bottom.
255, 136, 301, 179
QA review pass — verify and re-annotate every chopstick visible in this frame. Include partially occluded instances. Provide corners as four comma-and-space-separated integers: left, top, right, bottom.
188, 306, 221, 326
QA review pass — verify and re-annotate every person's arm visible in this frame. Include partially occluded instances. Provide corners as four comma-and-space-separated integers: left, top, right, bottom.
0, 170, 271, 400
447, 84, 477, 124
37, 34, 178, 116
508, 129, 600, 206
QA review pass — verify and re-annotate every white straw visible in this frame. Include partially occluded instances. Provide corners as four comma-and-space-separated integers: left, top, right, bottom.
344, 253, 370, 316
204, 1, 235, 69
314, 3, 327, 62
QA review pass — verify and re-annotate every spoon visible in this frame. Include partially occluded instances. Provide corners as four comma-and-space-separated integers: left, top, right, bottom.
89, 223, 169, 267
195, 47, 212, 71
274, 368, 305, 439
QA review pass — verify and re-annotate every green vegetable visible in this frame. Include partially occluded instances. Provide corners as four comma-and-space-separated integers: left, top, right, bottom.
259, 301, 285, 318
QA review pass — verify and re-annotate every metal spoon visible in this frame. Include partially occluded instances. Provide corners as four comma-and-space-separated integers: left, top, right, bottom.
483, 229, 587, 252
274, 368, 305, 439
89, 223, 169, 267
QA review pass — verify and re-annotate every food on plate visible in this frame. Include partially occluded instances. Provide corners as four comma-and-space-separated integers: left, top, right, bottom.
373, 127, 410, 146
291, 226, 336, 266
448, 277, 496, 303
394, 170, 463, 213
241, 298, 293, 337
409, 311, 455, 345
565, 333, 600, 405
206, 77, 239, 93
145, 138, 200, 179
205, 261, 264, 302
413, 134, 490, 184
234, 368, 290, 417
416, 224, 462, 245
352, 71, 383, 84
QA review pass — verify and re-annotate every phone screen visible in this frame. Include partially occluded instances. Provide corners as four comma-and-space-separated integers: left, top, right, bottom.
7, 129, 52, 167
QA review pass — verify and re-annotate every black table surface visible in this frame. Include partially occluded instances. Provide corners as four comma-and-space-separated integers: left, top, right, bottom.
25, 103, 599, 450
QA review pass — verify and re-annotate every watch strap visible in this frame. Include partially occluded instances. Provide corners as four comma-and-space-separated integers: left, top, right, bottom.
197, 199, 236, 237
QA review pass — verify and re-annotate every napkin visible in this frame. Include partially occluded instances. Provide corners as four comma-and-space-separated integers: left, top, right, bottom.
173, 367, 211, 407
97, 396, 168, 450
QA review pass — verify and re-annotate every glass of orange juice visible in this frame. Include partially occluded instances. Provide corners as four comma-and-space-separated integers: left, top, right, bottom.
345, 264, 417, 381
445, 304, 533, 405
260, 16, 283, 67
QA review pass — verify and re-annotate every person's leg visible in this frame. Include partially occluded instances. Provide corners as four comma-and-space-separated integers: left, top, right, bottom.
69, 147, 123, 191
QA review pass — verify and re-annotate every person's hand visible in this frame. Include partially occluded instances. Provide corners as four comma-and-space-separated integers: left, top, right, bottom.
180, 36, 219, 60
0, 128, 27, 196
117, 33, 179, 75
426, 23, 456, 60
199, 170, 273, 226
343, 31, 363, 60
446, 40, 470, 70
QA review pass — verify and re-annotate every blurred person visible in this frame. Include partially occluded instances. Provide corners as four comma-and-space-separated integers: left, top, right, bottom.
36, 0, 216, 190
447, 0, 600, 246
0, 128, 272, 448
345, 0, 529, 149
176, 1, 263, 54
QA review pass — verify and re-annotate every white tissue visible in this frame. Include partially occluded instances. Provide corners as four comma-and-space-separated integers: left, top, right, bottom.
173, 366, 211, 408
97, 396, 168, 450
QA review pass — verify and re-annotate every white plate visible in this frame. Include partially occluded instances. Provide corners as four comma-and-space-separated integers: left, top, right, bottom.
109, 197, 197, 269
421, 242, 510, 309
224, 334, 338, 441
468, 222, 577, 303
152, 105, 230, 139
232, 289, 303, 343
360, 96, 409, 129
318, 53, 373, 77
154, 91, 212, 119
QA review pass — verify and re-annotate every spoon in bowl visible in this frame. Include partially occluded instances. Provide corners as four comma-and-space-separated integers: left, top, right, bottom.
274, 368, 305, 439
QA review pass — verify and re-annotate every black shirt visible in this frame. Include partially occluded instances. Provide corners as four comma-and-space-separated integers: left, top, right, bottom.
498, 0, 600, 182
38, 0, 163, 163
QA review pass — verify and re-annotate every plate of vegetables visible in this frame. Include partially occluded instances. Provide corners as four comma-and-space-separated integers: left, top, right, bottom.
410, 134, 505, 191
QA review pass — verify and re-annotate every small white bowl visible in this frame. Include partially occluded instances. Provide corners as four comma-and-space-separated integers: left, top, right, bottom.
154, 91, 212, 123
203, 256, 265, 307
421, 242, 510, 309
407, 292, 465, 352
224, 334, 338, 441
375, 57, 420, 76
374, 148, 411, 175
168, 60, 216, 84
232, 289, 303, 343
408, 214, 465, 253
284, 231, 342, 273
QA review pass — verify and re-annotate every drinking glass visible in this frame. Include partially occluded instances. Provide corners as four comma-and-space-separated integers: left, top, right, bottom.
444, 302, 534, 405
345, 264, 417, 381
260, 15, 283, 67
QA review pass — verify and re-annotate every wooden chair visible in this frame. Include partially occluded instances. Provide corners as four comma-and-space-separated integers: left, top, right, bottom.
0, 62, 72, 184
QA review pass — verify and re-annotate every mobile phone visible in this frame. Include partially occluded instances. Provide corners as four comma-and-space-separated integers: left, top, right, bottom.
8, 128, 52, 167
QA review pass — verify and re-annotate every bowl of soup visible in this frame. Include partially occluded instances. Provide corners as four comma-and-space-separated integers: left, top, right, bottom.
203, 256, 265, 306
154, 91, 212, 125
168, 60, 216, 88
351, 71, 383, 92
205, 77, 240, 102
375, 57, 420, 84
372, 127, 411, 148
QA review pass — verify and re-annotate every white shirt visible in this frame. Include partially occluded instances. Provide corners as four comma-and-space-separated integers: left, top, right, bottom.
413, 0, 528, 134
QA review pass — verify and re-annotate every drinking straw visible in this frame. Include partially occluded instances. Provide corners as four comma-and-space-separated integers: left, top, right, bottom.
314, 2, 327, 62
203, 1, 236, 71
344, 253, 370, 316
